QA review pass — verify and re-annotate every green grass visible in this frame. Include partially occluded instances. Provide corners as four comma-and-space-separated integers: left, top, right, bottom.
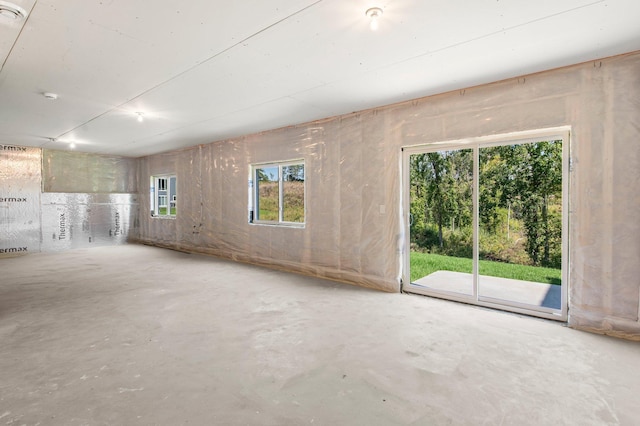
257, 181, 304, 222
410, 251, 561, 285
259, 208, 278, 221
158, 207, 176, 216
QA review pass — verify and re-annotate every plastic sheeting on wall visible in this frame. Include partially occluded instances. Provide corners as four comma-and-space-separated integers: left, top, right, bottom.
0, 145, 42, 257
42, 149, 137, 193
136, 51, 640, 339
137, 116, 402, 293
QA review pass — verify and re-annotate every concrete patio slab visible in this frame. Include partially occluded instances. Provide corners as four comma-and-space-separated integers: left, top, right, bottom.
414, 270, 562, 309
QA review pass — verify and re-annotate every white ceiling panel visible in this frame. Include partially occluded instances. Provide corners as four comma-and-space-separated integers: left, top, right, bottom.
0, 0, 638, 157
0, 0, 34, 64
290, 0, 640, 114
116, 96, 329, 158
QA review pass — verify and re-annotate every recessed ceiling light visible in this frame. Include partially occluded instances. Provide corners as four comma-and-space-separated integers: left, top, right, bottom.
136, 112, 144, 122
0, 1, 27, 21
43, 92, 58, 100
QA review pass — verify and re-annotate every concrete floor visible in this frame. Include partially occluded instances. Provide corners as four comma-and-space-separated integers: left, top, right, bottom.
1, 245, 638, 425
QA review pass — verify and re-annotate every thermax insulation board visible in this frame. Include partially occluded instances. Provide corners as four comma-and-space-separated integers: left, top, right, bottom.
40, 193, 139, 252
0, 144, 41, 256
1, 145, 139, 257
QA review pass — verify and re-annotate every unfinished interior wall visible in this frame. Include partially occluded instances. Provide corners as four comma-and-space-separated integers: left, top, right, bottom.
137, 51, 640, 339
43, 149, 137, 193
40, 193, 138, 251
137, 120, 399, 291
0, 147, 139, 256
40, 150, 140, 251
0, 145, 42, 256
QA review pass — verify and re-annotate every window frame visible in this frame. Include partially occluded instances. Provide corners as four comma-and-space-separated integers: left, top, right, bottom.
250, 159, 305, 227
150, 174, 177, 218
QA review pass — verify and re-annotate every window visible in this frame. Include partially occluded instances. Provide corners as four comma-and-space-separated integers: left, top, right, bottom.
150, 175, 177, 217
250, 161, 305, 225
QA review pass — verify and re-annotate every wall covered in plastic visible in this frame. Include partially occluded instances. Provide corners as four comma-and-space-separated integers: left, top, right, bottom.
0, 146, 139, 257
140, 51, 639, 339
43, 149, 138, 193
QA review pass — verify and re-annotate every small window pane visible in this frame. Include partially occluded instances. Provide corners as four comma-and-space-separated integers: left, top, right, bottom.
159, 178, 167, 215
169, 176, 177, 215
283, 165, 304, 223
158, 178, 167, 191
256, 166, 279, 221
151, 174, 176, 217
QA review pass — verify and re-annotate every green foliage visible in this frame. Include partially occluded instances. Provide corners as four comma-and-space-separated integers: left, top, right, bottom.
257, 180, 304, 222
411, 225, 472, 258
283, 181, 305, 222
491, 141, 562, 266
257, 181, 279, 221
479, 153, 505, 233
410, 140, 563, 269
410, 149, 472, 249
479, 229, 529, 265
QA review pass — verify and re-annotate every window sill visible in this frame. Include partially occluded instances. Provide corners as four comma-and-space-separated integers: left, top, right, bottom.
250, 221, 305, 229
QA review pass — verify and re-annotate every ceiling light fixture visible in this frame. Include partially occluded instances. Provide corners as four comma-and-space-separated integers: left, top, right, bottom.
43, 92, 58, 100
136, 112, 144, 122
0, 1, 27, 21
365, 7, 383, 31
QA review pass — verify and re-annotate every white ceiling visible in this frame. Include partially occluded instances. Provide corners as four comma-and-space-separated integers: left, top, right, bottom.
0, 0, 639, 157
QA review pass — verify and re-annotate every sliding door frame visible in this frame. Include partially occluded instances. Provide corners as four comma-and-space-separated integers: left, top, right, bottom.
401, 127, 570, 321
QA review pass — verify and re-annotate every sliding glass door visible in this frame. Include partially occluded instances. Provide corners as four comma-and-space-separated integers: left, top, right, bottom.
403, 130, 568, 320
408, 148, 475, 298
